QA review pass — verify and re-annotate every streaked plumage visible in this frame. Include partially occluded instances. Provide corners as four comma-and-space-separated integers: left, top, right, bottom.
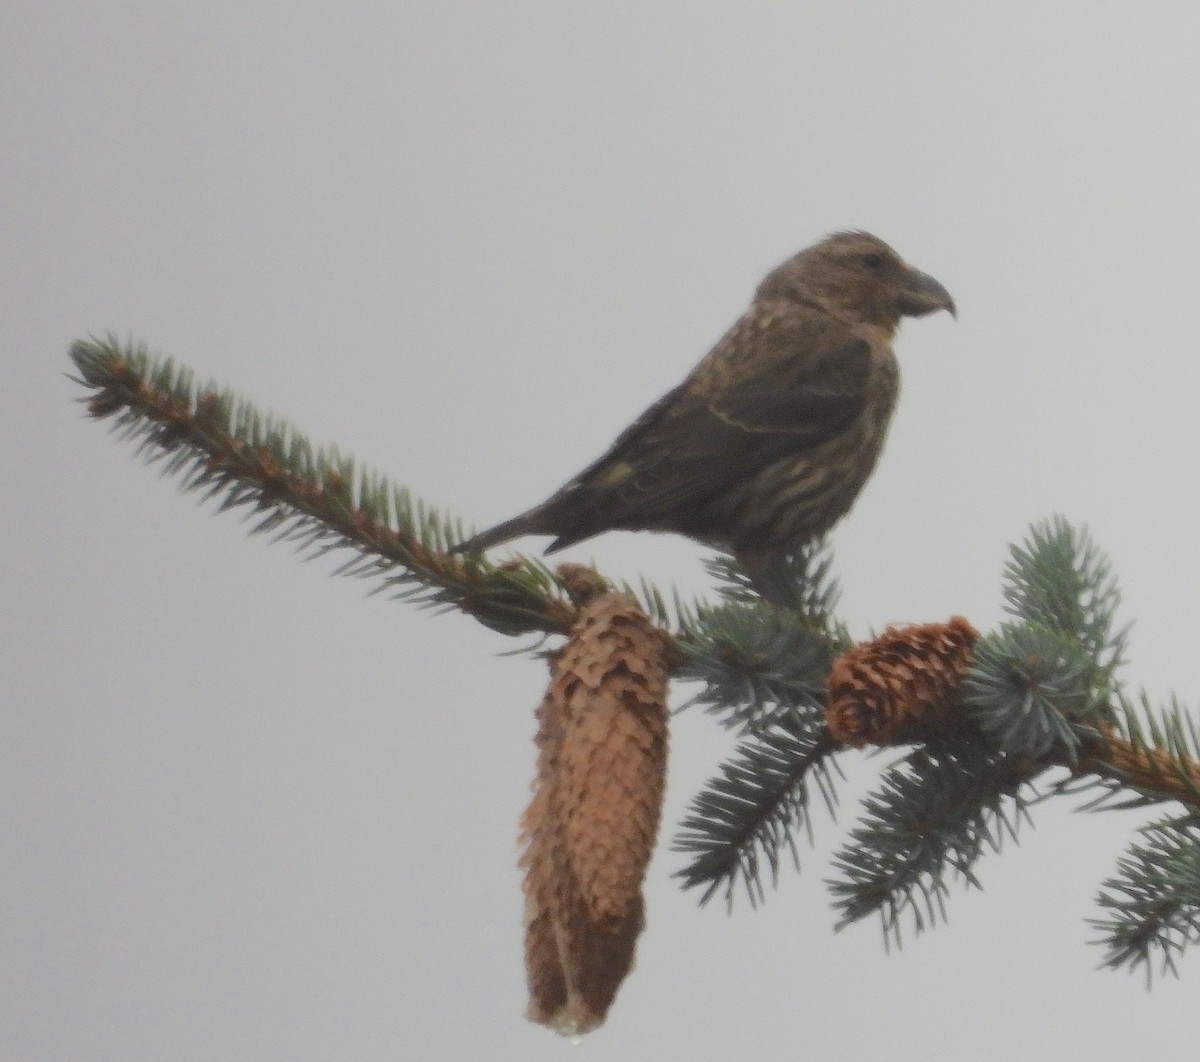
455, 231, 954, 593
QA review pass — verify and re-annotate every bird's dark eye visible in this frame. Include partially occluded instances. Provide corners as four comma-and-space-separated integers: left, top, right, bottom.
862, 252, 885, 271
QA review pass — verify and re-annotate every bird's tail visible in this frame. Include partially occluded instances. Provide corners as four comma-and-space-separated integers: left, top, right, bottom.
449, 507, 548, 555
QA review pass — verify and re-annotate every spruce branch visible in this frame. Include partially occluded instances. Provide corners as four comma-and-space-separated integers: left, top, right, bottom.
813, 613, 1200, 947
828, 737, 1040, 945
964, 623, 1099, 762
1091, 817, 1200, 981
675, 600, 841, 730
672, 713, 840, 907
67, 337, 1200, 985
703, 543, 846, 632
69, 336, 580, 637
963, 517, 1126, 764
1002, 514, 1127, 679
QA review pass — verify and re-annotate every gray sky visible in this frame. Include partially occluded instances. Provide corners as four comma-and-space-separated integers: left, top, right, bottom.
6, 3, 1200, 1059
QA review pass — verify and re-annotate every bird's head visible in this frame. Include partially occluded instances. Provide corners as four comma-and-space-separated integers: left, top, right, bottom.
760, 231, 956, 331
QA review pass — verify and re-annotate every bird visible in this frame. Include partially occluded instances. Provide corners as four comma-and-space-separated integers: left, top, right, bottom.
453, 231, 955, 598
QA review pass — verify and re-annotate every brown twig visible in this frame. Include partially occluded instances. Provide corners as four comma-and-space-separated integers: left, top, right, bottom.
1075, 729, 1200, 809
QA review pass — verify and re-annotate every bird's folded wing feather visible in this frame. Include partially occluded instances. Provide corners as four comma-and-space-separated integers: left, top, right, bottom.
548, 309, 873, 524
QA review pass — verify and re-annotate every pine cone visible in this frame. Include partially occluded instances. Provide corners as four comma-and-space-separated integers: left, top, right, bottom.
826, 617, 979, 747
520, 592, 671, 1036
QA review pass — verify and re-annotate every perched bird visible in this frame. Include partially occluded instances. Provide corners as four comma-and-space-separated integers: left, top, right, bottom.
455, 231, 954, 595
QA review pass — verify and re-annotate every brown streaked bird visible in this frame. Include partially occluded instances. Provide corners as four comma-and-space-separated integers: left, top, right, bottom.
454, 231, 955, 596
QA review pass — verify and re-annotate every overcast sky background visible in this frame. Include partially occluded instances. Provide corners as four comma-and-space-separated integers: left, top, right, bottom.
6, 4, 1200, 1059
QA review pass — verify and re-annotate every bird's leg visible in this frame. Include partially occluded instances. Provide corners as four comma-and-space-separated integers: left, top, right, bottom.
734, 548, 796, 609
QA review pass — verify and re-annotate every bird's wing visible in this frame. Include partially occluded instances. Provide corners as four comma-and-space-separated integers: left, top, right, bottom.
705, 309, 872, 436
543, 309, 873, 542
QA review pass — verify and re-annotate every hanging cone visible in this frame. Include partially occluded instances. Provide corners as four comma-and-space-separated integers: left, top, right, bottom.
520, 591, 671, 1036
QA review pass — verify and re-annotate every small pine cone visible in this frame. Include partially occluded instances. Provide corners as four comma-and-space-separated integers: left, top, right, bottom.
826, 616, 979, 747
520, 592, 671, 1036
